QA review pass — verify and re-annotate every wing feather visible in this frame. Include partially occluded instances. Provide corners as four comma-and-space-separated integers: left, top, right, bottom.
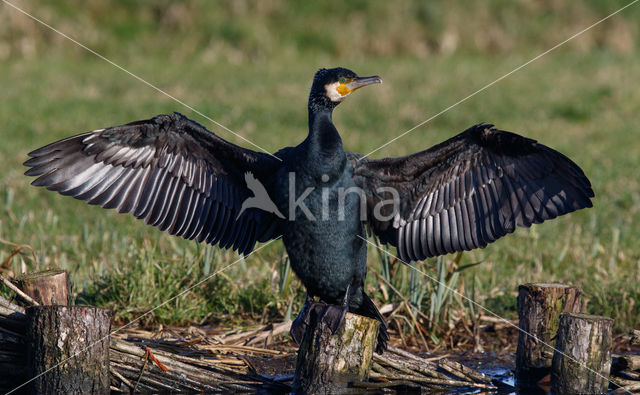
25, 113, 283, 255
352, 124, 593, 262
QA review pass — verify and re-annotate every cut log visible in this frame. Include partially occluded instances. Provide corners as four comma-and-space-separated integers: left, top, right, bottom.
515, 282, 582, 388
551, 312, 613, 394
16, 269, 70, 306
293, 311, 379, 393
612, 354, 640, 372
630, 329, 640, 346
26, 305, 112, 394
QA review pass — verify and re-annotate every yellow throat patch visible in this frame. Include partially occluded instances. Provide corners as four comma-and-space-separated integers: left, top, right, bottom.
336, 83, 352, 96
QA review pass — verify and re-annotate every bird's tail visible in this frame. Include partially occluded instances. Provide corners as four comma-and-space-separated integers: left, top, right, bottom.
354, 292, 389, 354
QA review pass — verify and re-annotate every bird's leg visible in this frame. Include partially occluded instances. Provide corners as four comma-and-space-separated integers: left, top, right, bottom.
292, 283, 354, 343
290, 292, 318, 346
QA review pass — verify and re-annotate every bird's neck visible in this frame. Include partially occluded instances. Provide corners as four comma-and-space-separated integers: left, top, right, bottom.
307, 108, 343, 155
296, 107, 346, 178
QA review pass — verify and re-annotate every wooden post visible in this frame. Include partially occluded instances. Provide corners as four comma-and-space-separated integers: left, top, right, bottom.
293, 311, 379, 393
16, 269, 70, 306
26, 305, 112, 394
551, 312, 613, 394
515, 283, 582, 388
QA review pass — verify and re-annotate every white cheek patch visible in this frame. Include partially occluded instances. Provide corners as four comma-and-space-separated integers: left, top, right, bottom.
325, 81, 348, 102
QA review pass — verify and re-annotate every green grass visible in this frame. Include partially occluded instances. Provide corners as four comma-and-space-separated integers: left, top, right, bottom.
1, 1, 639, 343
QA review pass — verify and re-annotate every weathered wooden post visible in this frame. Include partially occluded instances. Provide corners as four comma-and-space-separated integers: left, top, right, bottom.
16, 269, 70, 306
293, 311, 379, 393
551, 312, 613, 394
515, 283, 582, 388
26, 306, 112, 394
19, 268, 112, 394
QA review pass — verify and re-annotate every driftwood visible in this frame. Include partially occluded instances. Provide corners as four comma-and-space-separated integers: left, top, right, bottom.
0, 325, 26, 387
219, 320, 292, 347
107, 326, 498, 392
610, 374, 640, 393
550, 312, 613, 394
16, 269, 70, 306
0, 298, 26, 337
106, 328, 498, 392
110, 338, 268, 392
515, 282, 582, 388
0, 295, 26, 317
26, 305, 112, 394
0, 280, 549, 394
293, 312, 378, 393
0, 275, 635, 392
362, 349, 497, 391
613, 354, 640, 373
1, 311, 635, 393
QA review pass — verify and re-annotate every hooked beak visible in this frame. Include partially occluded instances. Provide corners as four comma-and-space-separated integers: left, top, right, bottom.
346, 75, 382, 91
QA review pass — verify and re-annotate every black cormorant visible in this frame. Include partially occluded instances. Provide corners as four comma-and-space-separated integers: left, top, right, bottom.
24, 67, 594, 353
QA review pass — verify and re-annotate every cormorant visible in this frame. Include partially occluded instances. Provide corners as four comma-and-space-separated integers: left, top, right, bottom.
24, 67, 594, 354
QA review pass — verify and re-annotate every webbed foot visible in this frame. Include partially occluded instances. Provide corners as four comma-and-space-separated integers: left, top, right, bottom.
317, 283, 352, 335
290, 284, 354, 345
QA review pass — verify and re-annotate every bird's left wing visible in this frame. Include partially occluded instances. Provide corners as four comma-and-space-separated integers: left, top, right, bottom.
25, 112, 283, 255
350, 124, 594, 262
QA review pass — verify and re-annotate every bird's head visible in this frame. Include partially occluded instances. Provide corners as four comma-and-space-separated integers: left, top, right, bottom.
309, 67, 382, 111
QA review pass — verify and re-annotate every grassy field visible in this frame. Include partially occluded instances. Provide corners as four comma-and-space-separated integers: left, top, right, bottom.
1, 1, 639, 348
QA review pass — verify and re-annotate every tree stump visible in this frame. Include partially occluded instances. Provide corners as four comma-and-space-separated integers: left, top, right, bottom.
515, 283, 582, 388
16, 269, 70, 306
26, 305, 112, 394
293, 311, 379, 393
551, 312, 613, 394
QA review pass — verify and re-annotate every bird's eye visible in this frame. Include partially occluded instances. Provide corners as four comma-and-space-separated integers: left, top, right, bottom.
339, 77, 346, 84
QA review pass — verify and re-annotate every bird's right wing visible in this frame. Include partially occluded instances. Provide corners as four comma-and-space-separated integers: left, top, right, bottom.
351, 124, 594, 262
25, 112, 283, 255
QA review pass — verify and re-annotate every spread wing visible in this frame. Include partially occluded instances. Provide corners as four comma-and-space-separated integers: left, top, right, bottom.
351, 124, 594, 262
25, 112, 283, 255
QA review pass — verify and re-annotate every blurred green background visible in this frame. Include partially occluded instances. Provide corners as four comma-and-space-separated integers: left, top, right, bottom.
1, 1, 638, 346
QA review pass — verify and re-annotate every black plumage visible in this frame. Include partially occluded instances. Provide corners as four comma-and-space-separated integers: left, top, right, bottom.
25, 114, 282, 255
352, 124, 594, 262
24, 67, 594, 353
